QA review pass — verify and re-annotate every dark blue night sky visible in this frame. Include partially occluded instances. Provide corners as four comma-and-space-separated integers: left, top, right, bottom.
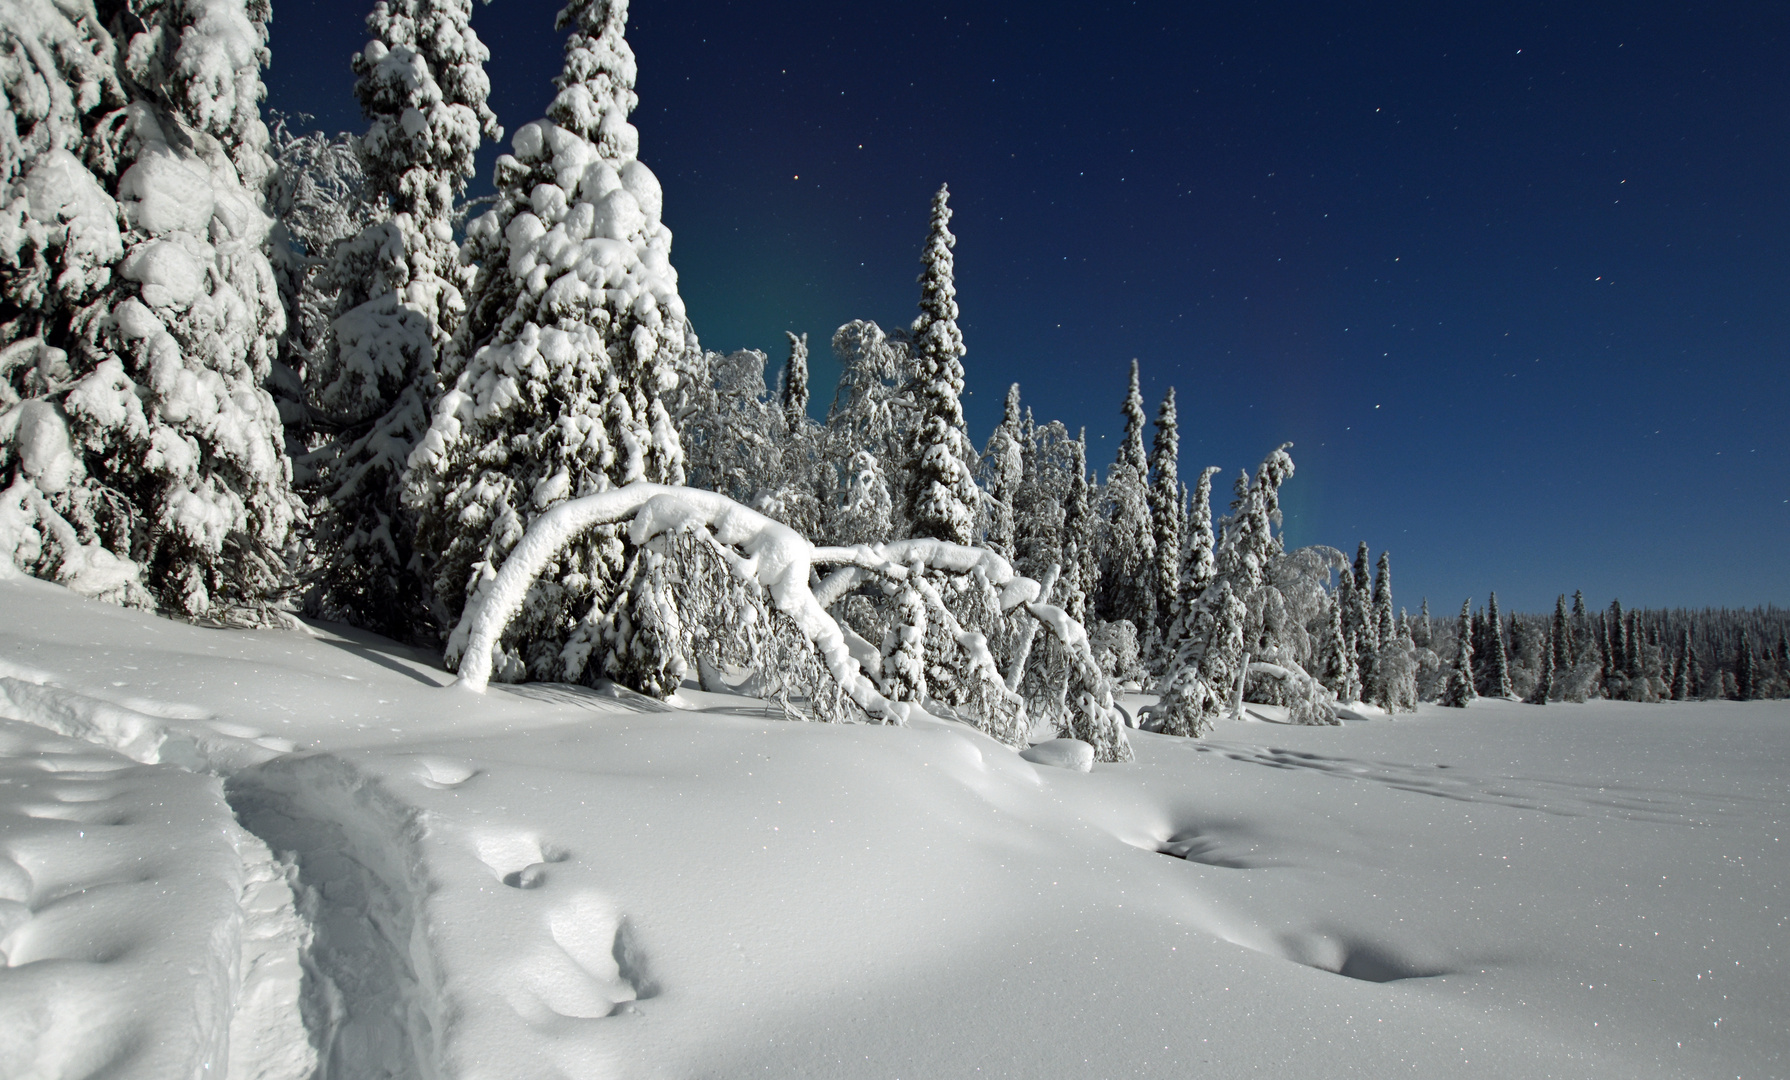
265, 0, 1790, 614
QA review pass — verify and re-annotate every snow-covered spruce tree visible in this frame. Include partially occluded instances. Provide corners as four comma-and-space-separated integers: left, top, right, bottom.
1367, 549, 1393, 705
265, 117, 373, 457
1670, 626, 1691, 701
1734, 631, 1756, 701
981, 381, 1024, 558
1550, 594, 1572, 693
1011, 413, 1070, 584
881, 555, 927, 703
817, 318, 912, 544
1152, 444, 1312, 735
1384, 613, 1420, 711
1059, 428, 1098, 626
1341, 544, 1375, 692
1369, 551, 1415, 711
1317, 586, 1360, 703
1182, 464, 1219, 604
1776, 628, 1790, 696
407, 0, 695, 686
306, 0, 502, 637
1, 0, 145, 602
1147, 385, 1180, 648
1481, 592, 1512, 698
1243, 542, 1344, 725
903, 183, 977, 546
1526, 626, 1553, 704
1442, 599, 1477, 707
1099, 358, 1155, 631
5, 0, 301, 618
1570, 589, 1590, 662
1602, 598, 1625, 693
779, 330, 808, 434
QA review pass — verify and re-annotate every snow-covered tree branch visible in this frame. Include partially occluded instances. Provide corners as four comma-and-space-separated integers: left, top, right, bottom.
450, 482, 1132, 761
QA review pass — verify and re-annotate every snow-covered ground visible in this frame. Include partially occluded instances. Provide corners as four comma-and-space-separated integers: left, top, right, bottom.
1, 572, 1785, 1079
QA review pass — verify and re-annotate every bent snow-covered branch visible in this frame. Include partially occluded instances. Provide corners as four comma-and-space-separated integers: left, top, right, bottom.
450, 483, 1131, 761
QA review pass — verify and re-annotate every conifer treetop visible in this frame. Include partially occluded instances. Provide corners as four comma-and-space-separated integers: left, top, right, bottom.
353, 0, 502, 225
780, 330, 809, 432
1117, 358, 1148, 478
550, 0, 640, 158
911, 182, 965, 393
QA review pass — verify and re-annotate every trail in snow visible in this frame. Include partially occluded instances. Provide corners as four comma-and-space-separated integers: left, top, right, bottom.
227, 754, 440, 1080
0, 714, 313, 1080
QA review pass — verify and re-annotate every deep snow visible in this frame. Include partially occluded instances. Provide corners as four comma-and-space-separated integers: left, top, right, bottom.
0, 572, 1785, 1079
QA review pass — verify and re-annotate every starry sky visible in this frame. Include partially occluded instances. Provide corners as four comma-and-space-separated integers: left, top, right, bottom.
265, 0, 1790, 614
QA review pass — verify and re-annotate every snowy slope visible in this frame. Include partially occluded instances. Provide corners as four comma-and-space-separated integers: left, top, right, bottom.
1, 573, 1785, 1079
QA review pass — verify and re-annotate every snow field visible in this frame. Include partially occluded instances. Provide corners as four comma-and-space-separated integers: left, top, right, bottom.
0, 574, 1786, 1078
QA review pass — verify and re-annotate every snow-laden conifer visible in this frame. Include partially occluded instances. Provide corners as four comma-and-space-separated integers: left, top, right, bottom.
1735, 631, 1756, 701
265, 118, 372, 457
407, 0, 695, 683
1099, 359, 1154, 629
1526, 627, 1553, 704
1443, 599, 1477, 707
1670, 626, 1691, 701
881, 556, 927, 702
1183, 464, 1219, 603
779, 330, 808, 435
1059, 428, 1098, 626
829, 449, 893, 547
7, 0, 300, 618
981, 382, 1024, 558
303, 0, 497, 624
305, 0, 501, 636
1483, 592, 1513, 698
1550, 594, 1572, 689
1, 0, 146, 603
680, 347, 816, 533
1011, 413, 1071, 585
1383, 613, 1420, 711
1341, 545, 1375, 691
1369, 551, 1416, 711
1152, 444, 1311, 735
1147, 385, 1180, 641
1317, 581, 1359, 703
904, 183, 977, 545
1604, 599, 1626, 689
818, 319, 912, 543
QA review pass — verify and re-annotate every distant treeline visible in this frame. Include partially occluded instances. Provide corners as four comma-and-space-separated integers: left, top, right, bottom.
1413, 593, 1790, 704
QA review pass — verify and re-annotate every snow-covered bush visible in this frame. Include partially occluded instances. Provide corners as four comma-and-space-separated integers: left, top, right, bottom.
449, 482, 1133, 762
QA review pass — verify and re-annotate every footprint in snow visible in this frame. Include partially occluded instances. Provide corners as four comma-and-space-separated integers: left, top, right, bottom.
413, 755, 478, 790
471, 830, 571, 889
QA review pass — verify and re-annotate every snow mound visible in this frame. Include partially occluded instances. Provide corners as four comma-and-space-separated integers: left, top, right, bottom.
1019, 736, 1094, 772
